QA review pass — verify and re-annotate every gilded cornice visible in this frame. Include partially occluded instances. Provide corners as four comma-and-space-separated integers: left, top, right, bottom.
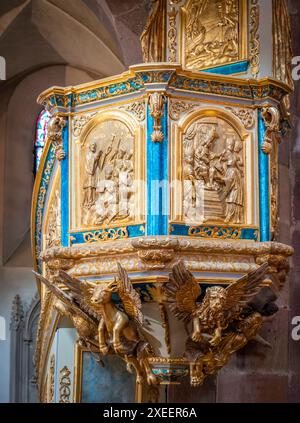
37, 65, 292, 112
40, 236, 293, 260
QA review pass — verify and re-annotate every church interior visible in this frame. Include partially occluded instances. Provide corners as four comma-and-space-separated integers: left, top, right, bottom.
0, 0, 300, 403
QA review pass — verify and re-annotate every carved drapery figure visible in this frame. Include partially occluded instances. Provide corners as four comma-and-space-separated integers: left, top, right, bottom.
184, 0, 240, 70
81, 120, 135, 227
183, 118, 244, 224
82, 142, 102, 209
273, 0, 293, 89
221, 138, 244, 223
141, 0, 167, 63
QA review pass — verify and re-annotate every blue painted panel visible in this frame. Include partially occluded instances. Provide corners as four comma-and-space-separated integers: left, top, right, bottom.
70, 224, 145, 245
81, 353, 135, 403
170, 224, 258, 241
201, 60, 249, 75
146, 102, 168, 235
61, 121, 69, 247
258, 111, 270, 241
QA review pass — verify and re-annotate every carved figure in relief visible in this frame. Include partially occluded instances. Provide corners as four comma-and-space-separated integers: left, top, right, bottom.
194, 124, 218, 184
185, 0, 239, 70
95, 165, 117, 224
81, 120, 135, 226
164, 261, 276, 386
83, 142, 102, 209
46, 189, 61, 248
222, 138, 244, 223
183, 118, 244, 224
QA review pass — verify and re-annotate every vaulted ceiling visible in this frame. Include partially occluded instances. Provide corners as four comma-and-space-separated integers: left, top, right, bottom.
0, 0, 150, 266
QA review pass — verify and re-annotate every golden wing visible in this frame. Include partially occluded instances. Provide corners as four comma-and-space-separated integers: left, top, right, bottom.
224, 263, 269, 319
116, 263, 144, 326
58, 270, 100, 320
33, 271, 98, 325
164, 261, 201, 322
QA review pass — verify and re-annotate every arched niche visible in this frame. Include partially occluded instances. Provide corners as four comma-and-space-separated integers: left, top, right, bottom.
170, 107, 257, 227
71, 110, 145, 231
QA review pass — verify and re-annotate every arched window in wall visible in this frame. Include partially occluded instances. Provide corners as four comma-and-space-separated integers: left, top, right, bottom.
34, 110, 51, 174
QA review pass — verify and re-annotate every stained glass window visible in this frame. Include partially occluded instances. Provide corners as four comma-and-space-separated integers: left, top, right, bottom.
34, 109, 51, 173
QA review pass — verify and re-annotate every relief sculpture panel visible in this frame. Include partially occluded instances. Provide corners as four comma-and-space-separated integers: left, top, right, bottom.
183, 117, 245, 224
80, 119, 135, 227
183, 0, 246, 70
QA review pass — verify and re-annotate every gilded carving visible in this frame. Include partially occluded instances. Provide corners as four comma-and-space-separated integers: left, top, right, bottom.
169, 100, 198, 120
249, 0, 260, 77
46, 189, 61, 248
120, 101, 146, 122
148, 92, 166, 142
168, 7, 178, 63
164, 262, 275, 386
72, 112, 97, 137
188, 226, 242, 239
35, 265, 157, 386
59, 366, 72, 403
225, 107, 255, 130
183, 117, 244, 224
260, 106, 281, 239
81, 119, 135, 226
47, 115, 67, 161
47, 353, 55, 403
273, 0, 293, 88
184, 0, 241, 70
261, 106, 281, 154
141, 0, 167, 62
83, 227, 129, 243
138, 249, 175, 265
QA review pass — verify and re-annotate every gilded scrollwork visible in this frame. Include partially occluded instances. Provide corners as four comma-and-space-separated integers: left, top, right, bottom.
72, 112, 97, 137
249, 0, 260, 77
184, 0, 241, 70
148, 92, 166, 142
183, 117, 244, 224
260, 106, 281, 239
81, 119, 135, 227
225, 107, 255, 130
83, 227, 129, 243
59, 366, 72, 403
46, 353, 55, 403
169, 100, 198, 120
47, 115, 67, 161
168, 7, 178, 63
261, 106, 281, 154
188, 226, 242, 239
119, 101, 146, 122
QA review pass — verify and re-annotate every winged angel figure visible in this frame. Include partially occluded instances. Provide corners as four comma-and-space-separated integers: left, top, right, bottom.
34, 264, 156, 385
164, 261, 275, 386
